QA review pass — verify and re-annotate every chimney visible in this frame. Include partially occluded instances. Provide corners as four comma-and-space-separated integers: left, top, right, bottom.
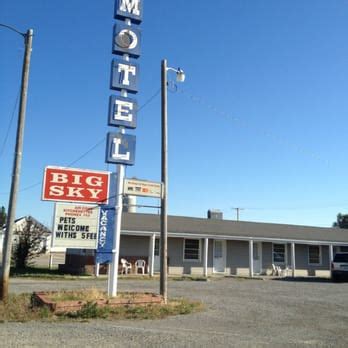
123, 195, 137, 213
207, 209, 223, 220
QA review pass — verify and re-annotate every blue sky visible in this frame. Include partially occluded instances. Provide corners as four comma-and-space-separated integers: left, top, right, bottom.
1, 0, 348, 228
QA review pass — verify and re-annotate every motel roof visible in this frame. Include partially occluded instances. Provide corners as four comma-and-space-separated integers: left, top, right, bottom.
122, 212, 348, 245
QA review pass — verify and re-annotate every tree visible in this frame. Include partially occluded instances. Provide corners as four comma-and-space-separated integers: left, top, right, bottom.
0, 206, 6, 226
333, 213, 348, 229
11, 217, 48, 269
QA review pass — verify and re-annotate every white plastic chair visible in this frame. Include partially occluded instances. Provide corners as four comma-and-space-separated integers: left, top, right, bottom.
272, 264, 289, 277
120, 258, 132, 274
279, 266, 289, 277
135, 259, 146, 274
271, 264, 279, 276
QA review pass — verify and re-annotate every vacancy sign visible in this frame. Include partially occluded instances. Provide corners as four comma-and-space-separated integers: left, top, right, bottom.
52, 203, 99, 249
42, 166, 110, 205
124, 178, 162, 198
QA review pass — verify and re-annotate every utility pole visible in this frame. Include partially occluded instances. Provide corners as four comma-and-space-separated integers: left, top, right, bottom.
232, 207, 244, 221
160, 59, 168, 304
0, 28, 33, 301
160, 60, 185, 304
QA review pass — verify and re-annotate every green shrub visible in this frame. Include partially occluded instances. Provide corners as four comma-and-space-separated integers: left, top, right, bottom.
67, 302, 109, 319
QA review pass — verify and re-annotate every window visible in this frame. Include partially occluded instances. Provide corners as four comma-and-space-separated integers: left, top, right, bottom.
154, 239, 160, 256
273, 244, 286, 264
308, 245, 321, 265
184, 239, 201, 261
339, 246, 348, 253
334, 253, 348, 263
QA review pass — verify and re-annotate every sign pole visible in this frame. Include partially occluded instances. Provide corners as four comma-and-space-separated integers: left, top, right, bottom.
108, 149, 125, 297
106, 0, 143, 297
49, 203, 57, 270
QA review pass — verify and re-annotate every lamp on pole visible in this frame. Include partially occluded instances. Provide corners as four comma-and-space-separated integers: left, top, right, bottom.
0, 25, 34, 301
160, 59, 185, 304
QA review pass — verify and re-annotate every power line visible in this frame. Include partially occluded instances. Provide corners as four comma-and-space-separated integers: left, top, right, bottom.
241, 205, 348, 211
177, 87, 330, 167
138, 88, 161, 112
0, 88, 161, 196
0, 89, 20, 158
0, 85, 341, 212
67, 137, 106, 167
60, 87, 160, 169
0, 24, 25, 37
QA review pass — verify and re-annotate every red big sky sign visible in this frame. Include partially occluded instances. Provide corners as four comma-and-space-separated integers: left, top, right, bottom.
42, 166, 110, 204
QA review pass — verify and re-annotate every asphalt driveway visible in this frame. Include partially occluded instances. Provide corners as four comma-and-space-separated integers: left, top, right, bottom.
1, 276, 348, 347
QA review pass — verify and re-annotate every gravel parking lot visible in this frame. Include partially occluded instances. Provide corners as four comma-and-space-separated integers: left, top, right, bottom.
1, 276, 348, 347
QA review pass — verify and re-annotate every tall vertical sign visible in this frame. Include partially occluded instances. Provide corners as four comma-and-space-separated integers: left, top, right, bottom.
105, 0, 143, 297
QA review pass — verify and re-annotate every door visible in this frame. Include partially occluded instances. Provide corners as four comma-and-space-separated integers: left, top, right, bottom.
253, 242, 262, 274
213, 240, 226, 273
153, 238, 160, 272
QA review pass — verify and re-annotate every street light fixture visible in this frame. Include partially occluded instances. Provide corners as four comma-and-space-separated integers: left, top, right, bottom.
160, 59, 185, 304
0, 24, 33, 301
166, 67, 186, 82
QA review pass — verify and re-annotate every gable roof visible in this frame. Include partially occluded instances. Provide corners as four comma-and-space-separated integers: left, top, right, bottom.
122, 212, 348, 245
14, 216, 51, 235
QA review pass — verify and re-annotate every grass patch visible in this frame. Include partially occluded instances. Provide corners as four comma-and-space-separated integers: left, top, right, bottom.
65, 298, 203, 320
10, 267, 90, 280
172, 276, 208, 282
10, 267, 156, 280
0, 292, 203, 322
118, 275, 154, 280
106, 299, 203, 320
0, 294, 53, 322
49, 289, 105, 302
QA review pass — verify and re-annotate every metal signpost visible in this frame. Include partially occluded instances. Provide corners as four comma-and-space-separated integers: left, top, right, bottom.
105, 0, 143, 297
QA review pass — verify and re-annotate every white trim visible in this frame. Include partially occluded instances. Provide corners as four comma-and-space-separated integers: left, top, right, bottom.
183, 238, 201, 262
204, 238, 209, 277
121, 229, 348, 246
249, 240, 254, 278
291, 242, 296, 277
149, 234, 155, 276
308, 245, 322, 266
329, 244, 334, 263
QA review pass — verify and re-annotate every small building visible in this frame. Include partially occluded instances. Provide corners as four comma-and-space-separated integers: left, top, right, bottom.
117, 211, 348, 277
0, 216, 51, 254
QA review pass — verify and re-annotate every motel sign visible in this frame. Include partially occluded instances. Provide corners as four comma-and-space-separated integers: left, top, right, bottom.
42, 166, 110, 205
106, 0, 143, 164
99, 0, 144, 297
